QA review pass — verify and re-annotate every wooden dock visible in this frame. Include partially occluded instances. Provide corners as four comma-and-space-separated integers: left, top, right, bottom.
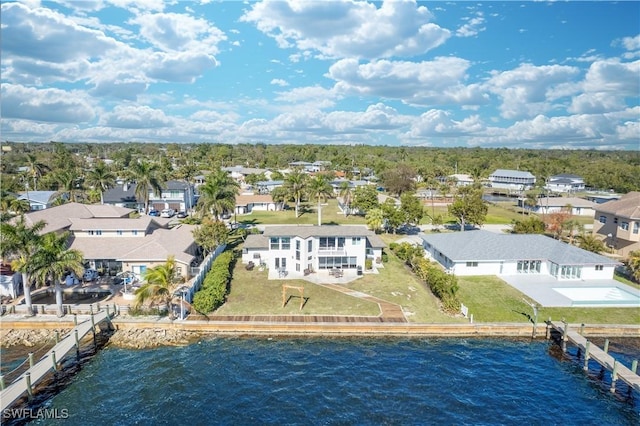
0, 310, 111, 411
550, 321, 640, 393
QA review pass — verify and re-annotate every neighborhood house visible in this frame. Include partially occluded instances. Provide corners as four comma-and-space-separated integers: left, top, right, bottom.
242, 225, 385, 281
420, 230, 618, 279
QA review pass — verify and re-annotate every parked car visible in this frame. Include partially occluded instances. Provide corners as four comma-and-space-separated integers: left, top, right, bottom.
160, 208, 175, 218
176, 211, 188, 218
148, 210, 160, 217
83, 269, 99, 282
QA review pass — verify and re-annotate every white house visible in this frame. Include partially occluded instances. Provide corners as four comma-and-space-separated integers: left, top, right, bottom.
17, 191, 59, 211
420, 230, 618, 279
0, 263, 22, 299
234, 194, 282, 215
525, 197, 598, 217
545, 174, 585, 194
489, 169, 536, 192
242, 225, 385, 281
103, 180, 196, 213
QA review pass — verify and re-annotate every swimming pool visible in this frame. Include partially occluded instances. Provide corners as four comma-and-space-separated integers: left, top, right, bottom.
553, 286, 640, 307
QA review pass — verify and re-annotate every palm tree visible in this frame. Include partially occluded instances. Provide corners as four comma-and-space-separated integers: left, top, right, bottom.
31, 232, 84, 317
85, 161, 116, 204
283, 170, 308, 218
338, 181, 353, 217
577, 234, 606, 253
134, 256, 184, 314
195, 169, 240, 220
128, 160, 162, 214
307, 174, 333, 226
23, 153, 49, 191
626, 250, 640, 282
365, 208, 384, 233
9, 197, 30, 215
0, 217, 46, 314
54, 169, 82, 203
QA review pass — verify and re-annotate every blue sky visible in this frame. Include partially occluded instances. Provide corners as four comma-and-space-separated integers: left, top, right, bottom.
1, 0, 639, 149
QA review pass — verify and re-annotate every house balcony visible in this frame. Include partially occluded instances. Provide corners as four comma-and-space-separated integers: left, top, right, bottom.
317, 248, 347, 257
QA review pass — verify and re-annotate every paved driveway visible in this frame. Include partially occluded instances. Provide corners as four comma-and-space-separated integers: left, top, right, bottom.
500, 275, 640, 307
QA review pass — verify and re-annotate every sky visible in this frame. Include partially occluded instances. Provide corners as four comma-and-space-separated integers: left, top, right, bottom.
1, 1, 639, 150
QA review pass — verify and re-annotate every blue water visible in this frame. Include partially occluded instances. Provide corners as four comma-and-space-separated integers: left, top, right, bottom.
14, 338, 640, 425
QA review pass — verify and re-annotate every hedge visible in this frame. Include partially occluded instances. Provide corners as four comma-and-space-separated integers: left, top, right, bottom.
192, 251, 234, 314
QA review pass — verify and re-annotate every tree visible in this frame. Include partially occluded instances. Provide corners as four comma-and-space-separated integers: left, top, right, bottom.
400, 192, 424, 225
85, 161, 116, 204
53, 169, 82, 202
351, 185, 379, 214
447, 185, 488, 231
523, 191, 538, 215
283, 170, 307, 218
23, 153, 49, 191
577, 234, 606, 254
307, 174, 332, 226
338, 181, 353, 217
562, 219, 584, 245
193, 218, 230, 254
365, 208, 384, 233
381, 199, 403, 233
381, 163, 416, 196
545, 210, 571, 239
0, 217, 46, 314
31, 232, 84, 317
134, 256, 184, 314
626, 250, 640, 282
511, 216, 546, 234
128, 160, 162, 214
195, 169, 240, 220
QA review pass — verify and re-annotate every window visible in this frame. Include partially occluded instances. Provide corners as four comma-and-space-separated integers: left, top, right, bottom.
599, 216, 607, 224
517, 260, 541, 274
466, 262, 478, 267
595, 265, 603, 271
117, 230, 123, 236
253, 253, 261, 259
614, 217, 618, 224
308, 240, 313, 251
621, 222, 629, 231
132, 230, 138, 236
88, 230, 103, 236
281, 237, 291, 250
352, 237, 362, 245
270, 237, 279, 250
634, 222, 639, 234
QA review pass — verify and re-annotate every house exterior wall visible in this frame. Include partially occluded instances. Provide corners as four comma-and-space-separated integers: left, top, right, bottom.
73, 229, 147, 238
593, 211, 640, 257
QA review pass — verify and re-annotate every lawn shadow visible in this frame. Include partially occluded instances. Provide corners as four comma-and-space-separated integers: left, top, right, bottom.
283, 295, 309, 311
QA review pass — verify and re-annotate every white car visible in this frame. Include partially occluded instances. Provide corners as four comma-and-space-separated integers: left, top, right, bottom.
160, 208, 175, 218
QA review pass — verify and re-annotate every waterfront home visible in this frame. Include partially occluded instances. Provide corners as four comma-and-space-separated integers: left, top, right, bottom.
545, 174, 586, 194
488, 169, 536, 192
223, 166, 271, 183
419, 230, 618, 279
18, 203, 200, 281
592, 191, 640, 257
241, 225, 385, 281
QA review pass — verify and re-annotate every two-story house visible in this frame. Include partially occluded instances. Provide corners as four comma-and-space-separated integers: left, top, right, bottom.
18, 203, 200, 281
103, 180, 196, 213
242, 225, 385, 282
545, 174, 586, 194
488, 169, 536, 192
592, 191, 640, 256
17, 191, 59, 211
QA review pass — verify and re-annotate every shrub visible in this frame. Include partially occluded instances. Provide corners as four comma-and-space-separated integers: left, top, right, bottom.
365, 258, 373, 270
192, 250, 235, 314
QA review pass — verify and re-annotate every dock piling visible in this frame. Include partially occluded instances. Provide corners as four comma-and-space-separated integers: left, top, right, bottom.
28, 352, 34, 369
610, 361, 618, 393
0, 375, 5, 391
74, 329, 80, 360
561, 320, 568, 352
51, 351, 58, 371
583, 341, 591, 371
25, 373, 32, 399
603, 339, 609, 353
632, 360, 638, 374
73, 314, 78, 326
55, 330, 60, 344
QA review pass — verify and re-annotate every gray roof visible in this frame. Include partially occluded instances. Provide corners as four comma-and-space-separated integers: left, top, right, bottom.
420, 230, 618, 266
18, 191, 58, 205
103, 183, 138, 204
243, 234, 270, 250
489, 169, 535, 179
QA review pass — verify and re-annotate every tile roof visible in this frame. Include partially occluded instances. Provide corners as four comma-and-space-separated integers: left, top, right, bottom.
68, 217, 154, 231
235, 194, 274, 205
21, 202, 133, 234
536, 197, 597, 208
420, 230, 618, 266
595, 192, 640, 219
490, 169, 535, 179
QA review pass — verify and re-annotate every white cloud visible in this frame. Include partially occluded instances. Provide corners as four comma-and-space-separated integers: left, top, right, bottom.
270, 78, 289, 87
241, 0, 450, 60
129, 12, 226, 54
1, 84, 96, 123
407, 109, 484, 138
99, 105, 173, 128
456, 12, 485, 38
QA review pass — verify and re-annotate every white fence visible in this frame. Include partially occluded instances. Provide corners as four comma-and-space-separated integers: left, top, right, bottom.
185, 244, 226, 303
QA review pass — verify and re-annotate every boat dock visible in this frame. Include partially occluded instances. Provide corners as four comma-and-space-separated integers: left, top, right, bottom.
549, 321, 640, 393
0, 310, 112, 411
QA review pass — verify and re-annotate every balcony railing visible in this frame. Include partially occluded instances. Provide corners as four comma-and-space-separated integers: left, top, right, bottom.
318, 248, 347, 257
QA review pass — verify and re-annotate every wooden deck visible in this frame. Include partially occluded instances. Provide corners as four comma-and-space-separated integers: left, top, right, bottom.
550, 321, 640, 393
0, 310, 111, 411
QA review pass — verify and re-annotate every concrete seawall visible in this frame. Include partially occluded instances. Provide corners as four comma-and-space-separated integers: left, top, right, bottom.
2, 317, 639, 338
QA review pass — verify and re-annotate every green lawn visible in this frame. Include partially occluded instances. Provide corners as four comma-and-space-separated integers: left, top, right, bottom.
238, 199, 367, 226
457, 276, 640, 324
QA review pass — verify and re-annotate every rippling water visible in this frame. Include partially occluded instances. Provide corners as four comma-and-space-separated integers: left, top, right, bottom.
7, 338, 640, 425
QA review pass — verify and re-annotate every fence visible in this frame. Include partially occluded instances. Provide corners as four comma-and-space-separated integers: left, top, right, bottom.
184, 244, 226, 303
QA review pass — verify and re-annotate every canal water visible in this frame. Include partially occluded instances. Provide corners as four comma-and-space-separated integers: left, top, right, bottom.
4, 337, 639, 425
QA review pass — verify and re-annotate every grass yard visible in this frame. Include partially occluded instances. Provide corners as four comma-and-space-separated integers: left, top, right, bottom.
238, 199, 367, 226
215, 258, 381, 316
457, 276, 640, 325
